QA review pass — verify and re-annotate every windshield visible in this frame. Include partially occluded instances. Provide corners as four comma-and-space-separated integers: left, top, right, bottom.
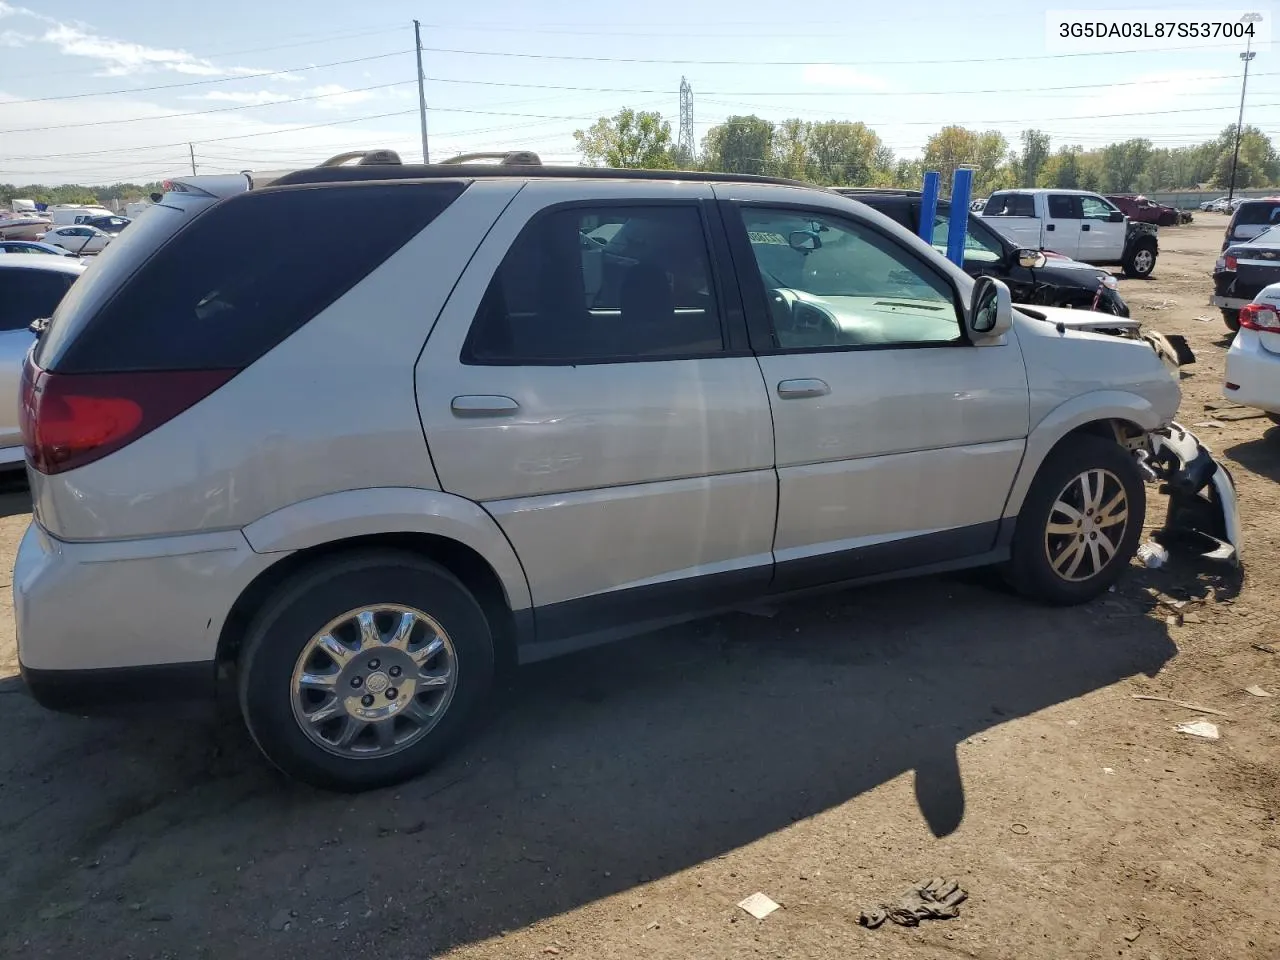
929, 209, 1004, 264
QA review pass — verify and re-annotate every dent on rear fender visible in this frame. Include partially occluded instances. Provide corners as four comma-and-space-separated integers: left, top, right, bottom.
1000, 391, 1166, 519
240, 487, 533, 611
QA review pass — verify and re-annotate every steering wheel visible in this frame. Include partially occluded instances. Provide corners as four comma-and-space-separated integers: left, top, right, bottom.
768, 287, 841, 345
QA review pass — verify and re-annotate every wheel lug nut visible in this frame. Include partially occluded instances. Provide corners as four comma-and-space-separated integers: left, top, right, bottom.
368, 658, 380, 670
389, 666, 402, 678
385, 688, 398, 700
361, 694, 375, 707
350, 676, 363, 688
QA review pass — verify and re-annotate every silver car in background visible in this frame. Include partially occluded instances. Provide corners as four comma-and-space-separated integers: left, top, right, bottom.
0, 257, 84, 468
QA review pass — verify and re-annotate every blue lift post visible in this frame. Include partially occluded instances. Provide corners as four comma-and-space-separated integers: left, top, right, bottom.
917, 170, 940, 243
946, 167, 974, 267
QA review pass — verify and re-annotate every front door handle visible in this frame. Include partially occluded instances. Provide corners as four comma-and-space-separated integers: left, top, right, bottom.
1081, 223, 1091, 231
776, 378, 830, 400
451, 395, 520, 417
1046, 223, 1055, 231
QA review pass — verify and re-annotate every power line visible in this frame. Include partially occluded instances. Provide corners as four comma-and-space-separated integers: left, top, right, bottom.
0, 80, 418, 134
1, 49, 413, 105
418, 40, 1277, 67
31, 24, 406, 80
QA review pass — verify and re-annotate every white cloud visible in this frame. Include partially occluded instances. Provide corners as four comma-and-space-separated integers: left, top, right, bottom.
0, 5, 275, 78
0, 90, 419, 184
308, 83, 377, 110
801, 64, 888, 91
43, 23, 231, 76
190, 89, 292, 105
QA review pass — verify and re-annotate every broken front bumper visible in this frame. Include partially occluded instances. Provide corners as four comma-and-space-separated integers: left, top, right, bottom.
1140, 422, 1241, 564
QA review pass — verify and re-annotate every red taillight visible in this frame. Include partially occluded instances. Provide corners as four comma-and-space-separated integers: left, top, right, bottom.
1238, 303, 1280, 333
20, 352, 236, 475
1225, 254, 1239, 271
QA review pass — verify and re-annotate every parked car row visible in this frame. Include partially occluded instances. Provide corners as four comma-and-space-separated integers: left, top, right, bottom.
9, 152, 1238, 791
1211, 198, 1280, 330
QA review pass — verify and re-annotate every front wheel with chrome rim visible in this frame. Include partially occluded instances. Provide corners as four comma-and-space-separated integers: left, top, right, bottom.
238, 551, 494, 791
1008, 435, 1146, 605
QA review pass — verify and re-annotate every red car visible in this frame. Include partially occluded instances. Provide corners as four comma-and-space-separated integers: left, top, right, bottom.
1106, 194, 1182, 227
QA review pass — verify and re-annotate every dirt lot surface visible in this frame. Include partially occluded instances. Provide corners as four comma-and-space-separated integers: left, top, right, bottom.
1, 219, 1278, 960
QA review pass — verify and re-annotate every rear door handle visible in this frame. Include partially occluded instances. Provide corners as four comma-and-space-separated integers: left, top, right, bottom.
776, 378, 830, 399
451, 395, 520, 417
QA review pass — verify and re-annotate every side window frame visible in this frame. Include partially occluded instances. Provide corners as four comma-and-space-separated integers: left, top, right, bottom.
459, 197, 749, 367
718, 199, 970, 356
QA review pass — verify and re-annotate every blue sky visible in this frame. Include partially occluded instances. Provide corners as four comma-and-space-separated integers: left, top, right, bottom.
0, 0, 1275, 183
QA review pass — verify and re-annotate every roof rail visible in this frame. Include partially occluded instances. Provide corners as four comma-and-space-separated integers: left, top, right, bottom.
438, 150, 543, 166
317, 149, 403, 168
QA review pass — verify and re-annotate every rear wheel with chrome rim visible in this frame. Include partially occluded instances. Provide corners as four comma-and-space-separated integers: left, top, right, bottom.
1008, 435, 1146, 605
238, 551, 494, 791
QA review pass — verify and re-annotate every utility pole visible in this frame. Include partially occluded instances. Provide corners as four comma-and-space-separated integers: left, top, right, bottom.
1228, 13, 1263, 201
188, 142, 197, 176
413, 20, 429, 163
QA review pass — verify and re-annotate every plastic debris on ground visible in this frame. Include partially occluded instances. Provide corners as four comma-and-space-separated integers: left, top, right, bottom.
737, 893, 780, 920
1175, 720, 1220, 740
1245, 685, 1274, 698
858, 878, 968, 929
1137, 541, 1169, 569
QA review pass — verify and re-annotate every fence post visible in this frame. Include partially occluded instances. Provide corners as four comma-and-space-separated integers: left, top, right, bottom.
918, 170, 940, 243
947, 168, 974, 267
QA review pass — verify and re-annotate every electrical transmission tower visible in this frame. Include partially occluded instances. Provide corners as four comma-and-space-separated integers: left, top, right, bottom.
678, 77, 695, 162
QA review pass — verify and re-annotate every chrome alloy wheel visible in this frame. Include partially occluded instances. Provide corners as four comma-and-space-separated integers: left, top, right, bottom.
1132, 249, 1155, 275
290, 605, 457, 759
1044, 468, 1130, 583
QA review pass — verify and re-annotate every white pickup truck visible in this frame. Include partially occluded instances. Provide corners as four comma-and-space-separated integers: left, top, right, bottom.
979, 188, 1160, 279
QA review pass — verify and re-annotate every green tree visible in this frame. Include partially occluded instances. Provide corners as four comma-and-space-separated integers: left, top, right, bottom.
805, 120, 887, 185
573, 108, 674, 169
1101, 138, 1151, 192
1018, 129, 1051, 187
701, 115, 774, 175
770, 118, 811, 180
922, 126, 1010, 195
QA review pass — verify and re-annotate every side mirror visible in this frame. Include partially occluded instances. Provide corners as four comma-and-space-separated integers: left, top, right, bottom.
1017, 249, 1047, 269
969, 276, 1012, 340
1109, 211, 1125, 223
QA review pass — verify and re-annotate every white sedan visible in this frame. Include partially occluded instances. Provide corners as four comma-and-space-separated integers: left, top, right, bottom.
41, 224, 112, 254
1223, 281, 1280, 425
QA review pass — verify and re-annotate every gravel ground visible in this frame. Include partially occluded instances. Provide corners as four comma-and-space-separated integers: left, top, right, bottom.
0, 218, 1277, 960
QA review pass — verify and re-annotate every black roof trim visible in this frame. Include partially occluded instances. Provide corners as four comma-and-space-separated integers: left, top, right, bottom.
833, 187, 922, 197
270, 163, 816, 189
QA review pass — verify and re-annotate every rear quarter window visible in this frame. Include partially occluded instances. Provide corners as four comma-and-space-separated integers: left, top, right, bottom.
42, 180, 466, 374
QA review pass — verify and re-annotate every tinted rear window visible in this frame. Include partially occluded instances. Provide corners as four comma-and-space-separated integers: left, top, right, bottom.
0, 268, 76, 332
984, 193, 1035, 217
44, 181, 466, 374
1234, 201, 1280, 226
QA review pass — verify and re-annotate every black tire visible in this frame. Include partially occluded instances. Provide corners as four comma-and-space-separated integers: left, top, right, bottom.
1222, 309, 1241, 332
1266, 413, 1280, 427
1007, 435, 1146, 605
237, 550, 495, 792
1122, 243, 1157, 278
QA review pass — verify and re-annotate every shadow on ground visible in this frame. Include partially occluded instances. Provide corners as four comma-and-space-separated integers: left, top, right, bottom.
1226, 429, 1280, 483
0, 574, 1175, 956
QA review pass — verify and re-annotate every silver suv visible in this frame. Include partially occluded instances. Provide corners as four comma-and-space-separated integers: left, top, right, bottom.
15, 151, 1240, 791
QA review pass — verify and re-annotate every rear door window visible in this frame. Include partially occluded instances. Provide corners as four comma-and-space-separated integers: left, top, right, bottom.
1047, 195, 1081, 219
985, 193, 1036, 217
41, 181, 466, 373
463, 204, 724, 363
